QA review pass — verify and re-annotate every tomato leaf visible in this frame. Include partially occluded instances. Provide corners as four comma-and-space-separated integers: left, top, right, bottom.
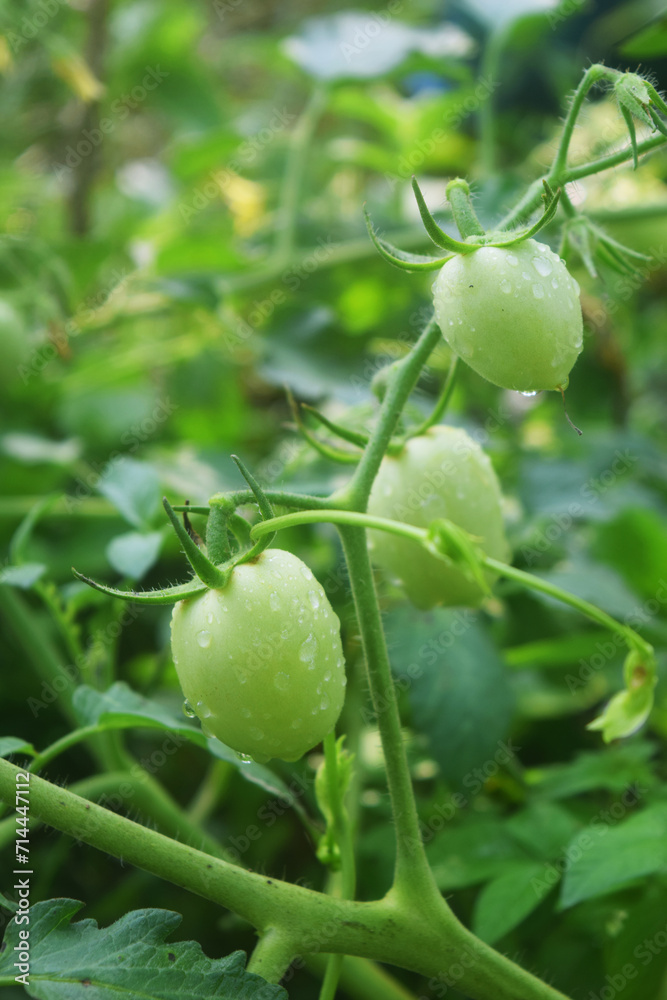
0, 897, 287, 998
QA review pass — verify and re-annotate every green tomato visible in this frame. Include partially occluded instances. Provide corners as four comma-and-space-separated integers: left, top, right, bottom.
170, 549, 346, 763
433, 239, 583, 392
367, 426, 509, 609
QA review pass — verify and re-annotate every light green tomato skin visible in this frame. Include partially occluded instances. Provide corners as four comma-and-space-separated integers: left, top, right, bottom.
433, 240, 583, 392
368, 426, 509, 609
170, 549, 346, 763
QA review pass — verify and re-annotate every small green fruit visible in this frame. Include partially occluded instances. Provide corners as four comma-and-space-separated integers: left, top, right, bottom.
170, 549, 346, 763
433, 239, 583, 392
368, 426, 509, 609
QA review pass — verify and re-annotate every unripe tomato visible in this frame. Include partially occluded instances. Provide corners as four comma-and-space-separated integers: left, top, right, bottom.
433, 239, 583, 392
368, 426, 509, 609
170, 549, 346, 763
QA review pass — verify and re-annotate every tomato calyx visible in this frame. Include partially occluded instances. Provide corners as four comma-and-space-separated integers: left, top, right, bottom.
72, 457, 278, 606
364, 177, 561, 273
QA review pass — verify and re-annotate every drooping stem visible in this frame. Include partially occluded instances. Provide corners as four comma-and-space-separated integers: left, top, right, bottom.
551, 64, 614, 178
403, 355, 459, 440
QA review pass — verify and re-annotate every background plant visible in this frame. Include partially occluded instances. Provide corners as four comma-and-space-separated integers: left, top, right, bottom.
1, 1, 667, 999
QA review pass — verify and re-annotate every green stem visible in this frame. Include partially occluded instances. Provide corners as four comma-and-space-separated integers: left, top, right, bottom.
551, 64, 613, 178
275, 85, 328, 259
500, 132, 667, 231
252, 510, 651, 657
247, 927, 298, 984
487, 558, 651, 654
0, 759, 573, 1000
478, 25, 510, 177
319, 731, 357, 1000
338, 526, 440, 905
446, 179, 485, 238
403, 355, 459, 440
345, 316, 441, 509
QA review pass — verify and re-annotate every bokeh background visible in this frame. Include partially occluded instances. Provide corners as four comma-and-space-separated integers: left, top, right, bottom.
1, 0, 667, 997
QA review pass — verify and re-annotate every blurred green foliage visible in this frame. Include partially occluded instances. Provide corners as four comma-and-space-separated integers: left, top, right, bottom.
1, 0, 667, 997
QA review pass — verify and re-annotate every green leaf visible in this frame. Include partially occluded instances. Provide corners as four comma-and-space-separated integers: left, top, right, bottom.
560, 803, 667, 909
0, 563, 46, 588
364, 208, 452, 271
0, 737, 36, 759
385, 607, 515, 784
106, 531, 164, 580
473, 860, 556, 944
505, 801, 581, 860
71, 683, 309, 811
426, 815, 527, 890
524, 742, 657, 799
0, 897, 287, 998
72, 570, 208, 605
96, 457, 162, 530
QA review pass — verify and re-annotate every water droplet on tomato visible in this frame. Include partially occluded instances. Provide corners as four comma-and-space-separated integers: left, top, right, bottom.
532, 284, 545, 299
235, 752, 253, 763
532, 255, 552, 276
308, 590, 320, 610
248, 726, 265, 741
300, 564, 313, 580
196, 699, 212, 718
519, 390, 539, 397
182, 700, 196, 719
196, 629, 212, 648
299, 634, 317, 665
551, 278, 559, 289
274, 671, 290, 691
505, 253, 518, 266
499, 279, 512, 294
241, 707, 252, 719
269, 592, 280, 611
291, 718, 302, 729
320, 695, 330, 711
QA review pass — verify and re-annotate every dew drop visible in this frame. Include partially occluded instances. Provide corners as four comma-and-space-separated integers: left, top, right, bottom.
235, 752, 253, 763
248, 726, 265, 741
320, 694, 330, 711
182, 700, 196, 719
499, 278, 512, 294
207, 613, 213, 625
532, 255, 553, 276
551, 278, 559, 289
505, 253, 518, 267
299, 633, 317, 665
324, 670, 332, 682
521, 271, 531, 281
291, 718, 302, 729
300, 564, 313, 581
519, 390, 539, 397
269, 592, 280, 612
196, 629, 212, 648
532, 283, 545, 299
274, 671, 290, 691
196, 699, 212, 719
308, 590, 320, 610
241, 707, 252, 719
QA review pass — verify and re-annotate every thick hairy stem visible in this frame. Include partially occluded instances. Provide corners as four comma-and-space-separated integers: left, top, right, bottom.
0, 760, 573, 1000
